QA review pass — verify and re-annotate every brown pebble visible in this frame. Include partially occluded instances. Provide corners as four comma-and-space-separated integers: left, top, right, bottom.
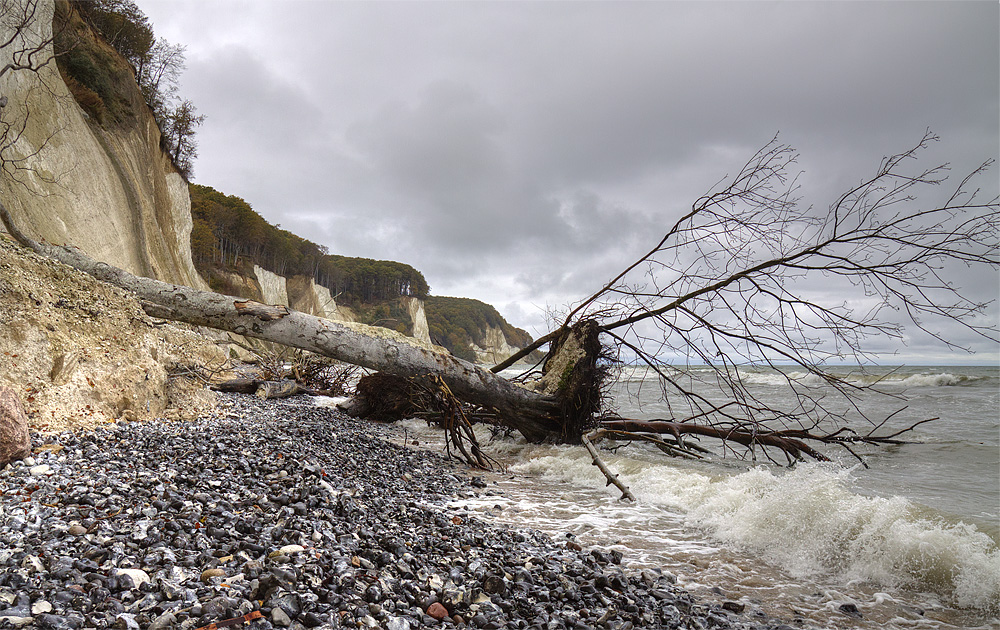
566, 541, 583, 551
200, 568, 225, 582
67, 524, 87, 536
426, 602, 448, 620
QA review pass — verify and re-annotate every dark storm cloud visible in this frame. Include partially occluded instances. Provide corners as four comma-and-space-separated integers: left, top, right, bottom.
141, 0, 998, 360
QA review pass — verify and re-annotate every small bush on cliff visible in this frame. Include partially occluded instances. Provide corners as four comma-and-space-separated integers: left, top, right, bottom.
54, 2, 138, 126
60, 75, 107, 123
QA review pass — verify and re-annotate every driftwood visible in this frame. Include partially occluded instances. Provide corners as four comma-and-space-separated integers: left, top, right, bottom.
211, 378, 329, 399
4, 128, 995, 474
582, 429, 636, 501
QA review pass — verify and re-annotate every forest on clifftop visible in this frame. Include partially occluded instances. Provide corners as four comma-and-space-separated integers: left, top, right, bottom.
189, 184, 533, 361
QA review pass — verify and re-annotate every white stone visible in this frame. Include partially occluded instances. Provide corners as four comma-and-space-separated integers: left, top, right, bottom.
30, 601, 52, 615
271, 608, 291, 627
20, 555, 44, 573
268, 544, 305, 558
28, 465, 50, 476
0, 616, 32, 627
114, 568, 150, 589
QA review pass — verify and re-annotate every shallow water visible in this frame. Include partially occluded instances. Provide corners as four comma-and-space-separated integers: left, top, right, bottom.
316, 367, 1000, 629
323, 365, 1000, 628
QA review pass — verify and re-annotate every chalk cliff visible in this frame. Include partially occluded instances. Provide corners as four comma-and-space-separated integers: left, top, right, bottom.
287, 276, 344, 321
0, 0, 207, 290
472, 325, 524, 365
403, 297, 433, 347
253, 265, 289, 308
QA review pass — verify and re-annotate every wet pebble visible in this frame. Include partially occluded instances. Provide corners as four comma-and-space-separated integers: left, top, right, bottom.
0, 393, 777, 630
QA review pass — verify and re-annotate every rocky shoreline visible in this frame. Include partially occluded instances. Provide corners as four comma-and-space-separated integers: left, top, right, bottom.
1, 394, 788, 630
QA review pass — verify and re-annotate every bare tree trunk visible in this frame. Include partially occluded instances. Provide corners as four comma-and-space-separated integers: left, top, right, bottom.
0, 201, 563, 442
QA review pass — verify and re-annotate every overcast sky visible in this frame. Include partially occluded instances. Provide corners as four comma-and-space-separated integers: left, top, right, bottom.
140, 1, 998, 364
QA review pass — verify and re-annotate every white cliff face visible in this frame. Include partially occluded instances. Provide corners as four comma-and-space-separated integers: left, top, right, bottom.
311, 281, 344, 320
0, 0, 208, 290
402, 297, 432, 346
253, 265, 289, 306
473, 325, 521, 364
286, 275, 351, 321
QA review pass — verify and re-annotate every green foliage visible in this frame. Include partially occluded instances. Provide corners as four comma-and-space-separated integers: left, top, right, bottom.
321, 254, 428, 305
161, 99, 204, 179
425, 296, 533, 361
189, 182, 532, 361
60, 75, 107, 123
189, 184, 428, 307
54, 3, 137, 126
351, 301, 413, 337
73, 0, 154, 70
55, 0, 203, 178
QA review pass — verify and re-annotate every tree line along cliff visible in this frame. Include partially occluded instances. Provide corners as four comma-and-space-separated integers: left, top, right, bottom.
54, 0, 203, 179
188, 184, 534, 362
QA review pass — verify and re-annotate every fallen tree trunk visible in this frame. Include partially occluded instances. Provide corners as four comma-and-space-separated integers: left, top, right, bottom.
0, 202, 562, 442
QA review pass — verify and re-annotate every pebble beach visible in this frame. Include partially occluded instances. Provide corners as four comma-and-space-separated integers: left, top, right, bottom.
1, 393, 787, 630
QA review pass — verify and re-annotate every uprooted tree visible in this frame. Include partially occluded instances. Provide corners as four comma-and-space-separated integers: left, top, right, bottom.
1, 2, 998, 492
4, 132, 997, 482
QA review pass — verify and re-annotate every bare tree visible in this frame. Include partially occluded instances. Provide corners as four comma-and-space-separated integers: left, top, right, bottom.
138, 37, 184, 114
4, 129, 996, 475
499, 132, 998, 467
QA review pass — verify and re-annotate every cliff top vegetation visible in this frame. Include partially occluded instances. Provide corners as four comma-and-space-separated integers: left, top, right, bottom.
53, 0, 204, 178
188, 183, 533, 361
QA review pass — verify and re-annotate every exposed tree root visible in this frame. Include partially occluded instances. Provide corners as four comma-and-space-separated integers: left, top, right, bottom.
340, 372, 500, 470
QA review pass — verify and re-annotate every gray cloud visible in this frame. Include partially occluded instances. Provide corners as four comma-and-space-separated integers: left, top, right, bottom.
141, 0, 998, 361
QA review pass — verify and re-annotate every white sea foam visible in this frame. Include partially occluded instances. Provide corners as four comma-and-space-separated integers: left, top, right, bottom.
504, 446, 1000, 612
730, 368, 988, 389
669, 464, 1000, 610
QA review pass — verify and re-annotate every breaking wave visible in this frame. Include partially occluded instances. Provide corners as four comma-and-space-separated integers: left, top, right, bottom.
506, 447, 1000, 613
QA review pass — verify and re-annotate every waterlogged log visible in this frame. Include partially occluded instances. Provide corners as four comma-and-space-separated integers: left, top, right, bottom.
0, 204, 561, 441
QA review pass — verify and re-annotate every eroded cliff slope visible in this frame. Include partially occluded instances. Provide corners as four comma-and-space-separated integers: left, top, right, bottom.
0, 236, 223, 432
0, 0, 207, 290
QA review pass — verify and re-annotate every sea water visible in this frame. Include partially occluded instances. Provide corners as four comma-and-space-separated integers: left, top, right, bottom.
385, 365, 999, 629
